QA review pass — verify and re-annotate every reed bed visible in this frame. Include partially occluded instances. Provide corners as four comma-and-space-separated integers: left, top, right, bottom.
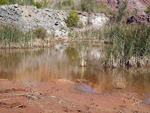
71, 23, 150, 67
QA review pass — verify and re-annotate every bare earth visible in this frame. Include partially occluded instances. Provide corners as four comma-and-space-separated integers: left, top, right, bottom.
0, 79, 149, 113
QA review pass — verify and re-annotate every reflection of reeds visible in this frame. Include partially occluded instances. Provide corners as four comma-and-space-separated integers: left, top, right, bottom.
80, 56, 86, 67
112, 70, 127, 89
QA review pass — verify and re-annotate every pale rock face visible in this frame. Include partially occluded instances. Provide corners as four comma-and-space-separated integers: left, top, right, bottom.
91, 14, 109, 27
79, 13, 109, 27
54, 30, 62, 37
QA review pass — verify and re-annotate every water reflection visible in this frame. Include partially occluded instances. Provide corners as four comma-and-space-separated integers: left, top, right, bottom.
0, 43, 150, 100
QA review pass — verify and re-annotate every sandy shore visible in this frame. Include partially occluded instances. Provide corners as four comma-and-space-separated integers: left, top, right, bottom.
0, 79, 149, 113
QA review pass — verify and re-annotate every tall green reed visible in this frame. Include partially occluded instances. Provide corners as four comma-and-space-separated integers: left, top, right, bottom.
103, 23, 150, 67
0, 24, 35, 47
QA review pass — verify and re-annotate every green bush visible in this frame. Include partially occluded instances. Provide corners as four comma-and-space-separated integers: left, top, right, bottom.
34, 2, 42, 9
34, 28, 47, 40
146, 4, 150, 13
0, 0, 8, 5
66, 10, 79, 27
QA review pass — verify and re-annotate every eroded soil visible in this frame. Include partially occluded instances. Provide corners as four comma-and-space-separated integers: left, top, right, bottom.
0, 79, 149, 113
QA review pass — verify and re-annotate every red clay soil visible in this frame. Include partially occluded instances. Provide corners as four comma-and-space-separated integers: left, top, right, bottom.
0, 79, 150, 113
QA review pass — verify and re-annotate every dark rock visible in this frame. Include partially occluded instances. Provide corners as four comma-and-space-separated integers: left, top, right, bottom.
126, 14, 150, 24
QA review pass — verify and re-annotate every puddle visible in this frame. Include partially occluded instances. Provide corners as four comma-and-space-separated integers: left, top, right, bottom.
0, 42, 150, 103
145, 98, 150, 104
79, 83, 96, 93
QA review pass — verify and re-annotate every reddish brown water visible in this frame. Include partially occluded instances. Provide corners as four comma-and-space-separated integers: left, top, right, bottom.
0, 43, 150, 104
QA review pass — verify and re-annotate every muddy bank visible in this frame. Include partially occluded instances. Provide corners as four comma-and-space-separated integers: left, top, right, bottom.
0, 79, 149, 113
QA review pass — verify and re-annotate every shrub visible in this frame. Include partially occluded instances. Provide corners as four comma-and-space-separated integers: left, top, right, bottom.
0, 0, 8, 5
62, 0, 72, 6
66, 10, 79, 27
146, 4, 150, 13
8, 0, 16, 4
98, 1, 107, 9
117, 0, 128, 22
34, 2, 42, 9
34, 28, 47, 40
95, 1, 113, 15
71, 6, 75, 10
54, 0, 62, 10
41, 0, 50, 8
30, 0, 35, 5
81, 0, 95, 12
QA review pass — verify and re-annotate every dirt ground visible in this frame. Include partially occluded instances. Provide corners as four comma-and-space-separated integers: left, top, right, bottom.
0, 79, 149, 113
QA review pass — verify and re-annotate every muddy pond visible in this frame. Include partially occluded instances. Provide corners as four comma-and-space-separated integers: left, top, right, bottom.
0, 42, 150, 104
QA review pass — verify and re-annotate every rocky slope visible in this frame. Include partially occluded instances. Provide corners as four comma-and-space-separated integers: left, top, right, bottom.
0, 4, 69, 36
0, 4, 108, 37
